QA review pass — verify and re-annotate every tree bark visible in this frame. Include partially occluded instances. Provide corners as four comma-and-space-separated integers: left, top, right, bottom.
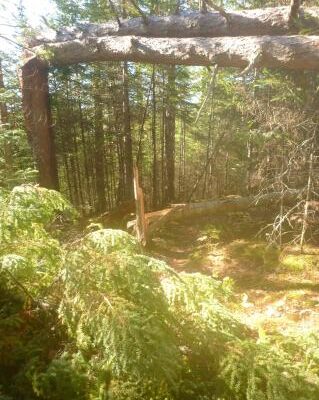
20, 58, 59, 189
31, 7, 319, 44
27, 35, 319, 72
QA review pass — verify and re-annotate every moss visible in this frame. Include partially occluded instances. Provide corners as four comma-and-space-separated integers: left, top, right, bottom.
35, 46, 56, 63
227, 240, 280, 269
203, 225, 222, 243
280, 254, 319, 271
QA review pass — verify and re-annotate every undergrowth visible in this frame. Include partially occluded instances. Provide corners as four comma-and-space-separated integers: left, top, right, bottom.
0, 185, 319, 399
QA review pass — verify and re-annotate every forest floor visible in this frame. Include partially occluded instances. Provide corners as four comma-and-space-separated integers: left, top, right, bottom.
149, 212, 319, 335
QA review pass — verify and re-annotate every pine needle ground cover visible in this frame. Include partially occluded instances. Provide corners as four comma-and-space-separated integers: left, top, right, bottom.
1, 186, 319, 400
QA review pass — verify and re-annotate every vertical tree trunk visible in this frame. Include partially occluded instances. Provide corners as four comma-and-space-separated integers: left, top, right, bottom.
300, 136, 315, 251
164, 65, 176, 204
0, 59, 12, 174
246, 134, 253, 195
161, 71, 166, 206
20, 59, 59, 189
178, 115, 187, 200
55, 101, 73, 201
122, 61, 134, 200
72, 125, 85, 207
94, 80, 107, 213
78, 99, 93, 208
69, 154, 80, 206
202, 100, 214, 198
151, 66, 158, 209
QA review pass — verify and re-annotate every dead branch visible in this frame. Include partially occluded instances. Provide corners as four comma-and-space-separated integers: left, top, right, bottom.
288, 0, 302, 28
204, 0, 231, 25
108, 0, 122, 27
128, 0, 149, 25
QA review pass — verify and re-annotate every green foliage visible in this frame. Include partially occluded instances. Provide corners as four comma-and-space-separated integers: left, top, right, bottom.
0, 185, 76, 297
0, 185, 74, 399
61, 230, 182, 396
280, 254, 319, 272
228, 240, 280, 269
0, 274, 67, 400
0, 53, 36, 189
1, 186, 319, 400
60, 226, 319, 399
220, 338, 319, 400
32, 353, 89, 400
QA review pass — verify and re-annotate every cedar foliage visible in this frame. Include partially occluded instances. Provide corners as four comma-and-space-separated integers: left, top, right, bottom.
1, 186, 319, 400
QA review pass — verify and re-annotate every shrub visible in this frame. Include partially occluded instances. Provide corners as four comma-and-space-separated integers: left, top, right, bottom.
1, 186, 319, 400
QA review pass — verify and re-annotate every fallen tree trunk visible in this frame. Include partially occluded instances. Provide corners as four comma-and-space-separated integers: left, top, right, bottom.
31, 7, 319, 45
20, 5, 319, 192
27, 35, 319, 71
128, 191, 300, 242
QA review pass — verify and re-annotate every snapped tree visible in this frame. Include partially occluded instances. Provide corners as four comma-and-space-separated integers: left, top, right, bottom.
20, 3, 319, 192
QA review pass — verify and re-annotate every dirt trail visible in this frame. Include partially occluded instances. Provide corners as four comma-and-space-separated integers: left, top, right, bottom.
149, 216, 319, 335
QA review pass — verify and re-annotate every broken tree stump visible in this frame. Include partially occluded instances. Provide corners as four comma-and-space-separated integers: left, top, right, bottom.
133, 164, 147, 245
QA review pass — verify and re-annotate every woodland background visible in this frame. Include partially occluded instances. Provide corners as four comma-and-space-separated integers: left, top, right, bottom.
1, 0, 318, 223
0, 1, 319, 400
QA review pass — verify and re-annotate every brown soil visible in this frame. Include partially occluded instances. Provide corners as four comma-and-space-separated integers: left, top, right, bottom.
149, 215, 319, 335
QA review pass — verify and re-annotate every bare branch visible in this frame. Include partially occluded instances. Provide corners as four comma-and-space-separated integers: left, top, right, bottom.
109, 0, 122, 27
239, 51, 262, 76
0, 34, 36, 54
128, 0, 149, 25
204, 0, 231, 25
195, 64, 218, 123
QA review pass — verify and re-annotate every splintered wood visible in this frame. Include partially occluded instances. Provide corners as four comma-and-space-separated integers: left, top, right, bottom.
133, 164, 147, 245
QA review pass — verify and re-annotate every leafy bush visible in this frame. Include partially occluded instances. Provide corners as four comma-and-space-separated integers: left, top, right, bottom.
0, 185, 319, 400
60, 230, 182, 397
0, 185, 73, 399
61, 228, 319, 399
0, 185, 75, 298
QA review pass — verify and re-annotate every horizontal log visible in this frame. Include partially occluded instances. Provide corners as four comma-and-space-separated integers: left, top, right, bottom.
28, 35, 319, 71
30, 7, 319, 45
128, 191, 300, 241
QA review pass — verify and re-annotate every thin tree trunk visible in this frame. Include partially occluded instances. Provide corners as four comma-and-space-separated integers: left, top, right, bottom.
300, 137, 315, 251
94, 77, 107, 213
78, 99, 93, 208
151, 66, 158, 209
122, 61, 134, 200
161, 71, 165, 206
0, 59, 12, 175
58, 116, 73, 202
164, 65, 176, 204
72, 125, 85, 207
